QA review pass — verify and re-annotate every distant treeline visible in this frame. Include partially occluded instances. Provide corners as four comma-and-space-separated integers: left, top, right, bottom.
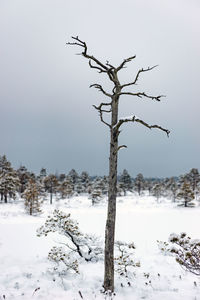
0, 154, 199, 213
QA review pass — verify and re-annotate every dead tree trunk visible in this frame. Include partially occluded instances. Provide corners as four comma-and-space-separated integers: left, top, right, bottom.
105, 94, 119, 291
67, 36, 170, 292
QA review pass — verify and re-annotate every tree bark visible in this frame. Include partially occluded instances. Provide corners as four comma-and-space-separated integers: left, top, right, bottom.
30, 200, 32, 215
104, 95, 119, 292
50, 186, 53, 205
4, 193, 7, 203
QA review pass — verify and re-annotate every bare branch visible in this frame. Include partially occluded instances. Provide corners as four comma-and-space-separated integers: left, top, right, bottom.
119, 91, 165, 102
116, 56, 136, 72
117, 145, 128, 151
93, 102, 112, 110
89, 60, 107, 73
67, 36, 122, 85
93, 105, 111, 113
106, 61, 115, 69
67, 36, 109, 72
90, 84, 112, 97
66, 36, 87, 53
115, 116, 170, 137
98, 111, 111, 128
134, 117, 170, 136
93, 103, 112, 128
121, 66, 158, 88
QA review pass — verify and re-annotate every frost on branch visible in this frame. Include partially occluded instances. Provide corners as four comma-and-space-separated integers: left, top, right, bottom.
157, 240, 175, 256
160, 232, 200, 275
114, 241, 140, 282
37, 209, 103, 266
114, 115, 170, 137
37, 209, 81, 238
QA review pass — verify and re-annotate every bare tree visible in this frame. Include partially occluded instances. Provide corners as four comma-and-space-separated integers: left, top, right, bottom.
67, 36, 170, 292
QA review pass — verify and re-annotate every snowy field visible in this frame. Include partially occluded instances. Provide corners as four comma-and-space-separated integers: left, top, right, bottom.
0, 195, 200, 300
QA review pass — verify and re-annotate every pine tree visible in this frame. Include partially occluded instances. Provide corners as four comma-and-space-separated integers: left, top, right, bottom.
37, 209, 103, 262
91, 177, 104, 205
59, 173, 66, 182
17, 165, 31, 194
0, 155, 10, 173
58, 176, 73, 199
68, 169, 79, 190
80, 171, 90, 193
165, 177, 178, 202
43, 174, 58, 204
101, 176, 108, 195
22, 179, 42, 215
166, 232, 200, 276
187, 168, 200, 197
152, 182, 164, 201
119, 169, 132, 196
134, 173, 145, 196
38, 168, 47, 182
74, 178, 84, 194
177, 181, 195, 207
144, 178, 154, 196
0, 155, 20, 202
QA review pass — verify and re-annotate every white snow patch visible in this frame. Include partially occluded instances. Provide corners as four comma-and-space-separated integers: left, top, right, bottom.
0, 195, 200, 299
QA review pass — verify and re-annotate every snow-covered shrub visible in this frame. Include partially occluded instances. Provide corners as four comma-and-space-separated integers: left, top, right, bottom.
48, 246, 79, 274
157, 240, 174, 256
37, 210, 103, 265
160, 232, 200, 275
114, 241, 140, 282
90, 188, 102, 205
152, 183, 164, 201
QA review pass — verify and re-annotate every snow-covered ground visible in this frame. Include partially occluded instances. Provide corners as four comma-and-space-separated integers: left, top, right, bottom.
0, 195, 200, 300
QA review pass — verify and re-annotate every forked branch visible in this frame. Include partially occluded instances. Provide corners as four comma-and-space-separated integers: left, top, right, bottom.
116, 56, 136, 72
106, 61, 115, 70
90, 84, 112, 97
121, 66, 158, 88
89, 60, 107, 73
67, 36, 109, 72
93, 102, 112, 128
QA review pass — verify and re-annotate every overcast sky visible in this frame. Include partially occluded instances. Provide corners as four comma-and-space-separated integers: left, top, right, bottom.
0, 0, 200, 177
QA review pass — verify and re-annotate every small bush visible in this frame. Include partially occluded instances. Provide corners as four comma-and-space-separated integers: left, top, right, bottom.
37, 210, 103, 273
159, 232, 200, 275
115, 241, 140, 282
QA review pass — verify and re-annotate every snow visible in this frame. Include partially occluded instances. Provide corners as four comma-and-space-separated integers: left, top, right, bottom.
120, 116, 135, 121
0, 195, 200, 299
118, 115, 139, 121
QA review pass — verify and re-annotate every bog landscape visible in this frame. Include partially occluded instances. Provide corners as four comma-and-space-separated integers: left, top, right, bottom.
1, 1, 199, 299
0, 158, 200, 300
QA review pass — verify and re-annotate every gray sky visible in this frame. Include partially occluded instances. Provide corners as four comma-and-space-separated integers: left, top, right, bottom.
0, 0, 200, 177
